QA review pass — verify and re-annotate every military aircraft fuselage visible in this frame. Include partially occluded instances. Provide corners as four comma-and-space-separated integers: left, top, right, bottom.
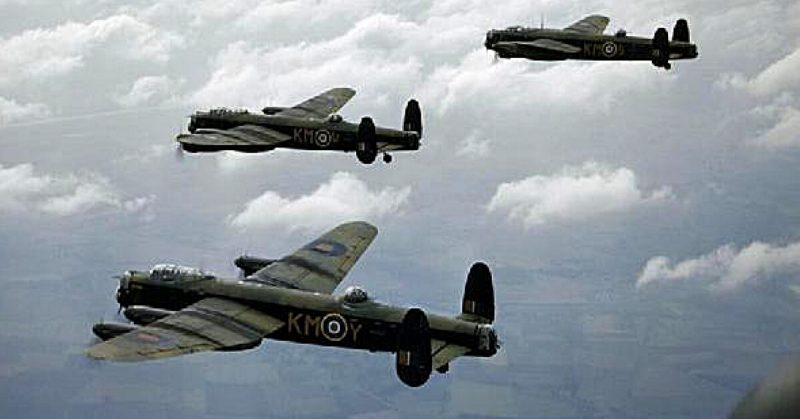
183, 110, 419, 153
485, 28, 698, 62
115, 271, 497, 358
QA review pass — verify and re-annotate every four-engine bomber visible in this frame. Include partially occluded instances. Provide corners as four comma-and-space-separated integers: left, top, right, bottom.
485, 15, 698, 70
177, 88, 422, 165
88, 222, 499, 387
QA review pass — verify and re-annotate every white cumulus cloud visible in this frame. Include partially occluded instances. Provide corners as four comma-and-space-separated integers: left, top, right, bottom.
456, 131, 491, 158
229, 172, 410, 232
0, 163, 153, 217
637, 241, 800, 291
189, 15, 424, 110
751, 106, 800, 148
487, 162, 672, 228
0, 15, 184, 86
115, 75, 184, 107
0, 96, 51, 126
720, 48, 800, 98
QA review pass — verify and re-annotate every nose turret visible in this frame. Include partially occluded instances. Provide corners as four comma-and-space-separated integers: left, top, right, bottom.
484, 30, 495, 49
115, 271, 133, 308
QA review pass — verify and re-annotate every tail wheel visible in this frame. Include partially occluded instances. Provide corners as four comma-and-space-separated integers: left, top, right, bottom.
356, 117, 377, 164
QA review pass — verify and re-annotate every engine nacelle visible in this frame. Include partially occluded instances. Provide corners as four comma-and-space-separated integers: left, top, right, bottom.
124, 306, 175, 325
92, 322, 137, 341
234, 255, 276, 277
395, 308, 432, 387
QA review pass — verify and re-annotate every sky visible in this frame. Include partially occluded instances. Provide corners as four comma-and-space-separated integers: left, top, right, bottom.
1, 0, 799, 417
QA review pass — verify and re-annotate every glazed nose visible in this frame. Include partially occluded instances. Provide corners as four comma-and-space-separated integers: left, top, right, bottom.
484, 31, 494, 48
115, 271, 133, 307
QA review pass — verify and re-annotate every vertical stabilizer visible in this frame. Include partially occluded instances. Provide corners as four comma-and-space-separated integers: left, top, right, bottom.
673, 19, 690, 43
461, 262, 494, 324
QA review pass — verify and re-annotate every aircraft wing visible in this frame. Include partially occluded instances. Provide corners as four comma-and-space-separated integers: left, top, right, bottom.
246, 221, 377, 294
431, 338, 471, 370
177, 124, 291, 149
502, 39, 581, 54
563, 15, 610, 35
87, 297, 284, 362
276, 87, 356, 120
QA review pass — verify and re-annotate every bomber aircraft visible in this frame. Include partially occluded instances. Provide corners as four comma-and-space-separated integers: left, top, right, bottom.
87, 222, 499, 387
484, 15, 698, 70
176, 88, 422, 164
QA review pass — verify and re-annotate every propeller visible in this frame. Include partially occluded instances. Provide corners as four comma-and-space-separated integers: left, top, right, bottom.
174, 121, 186, 162
174, 142, 185, 162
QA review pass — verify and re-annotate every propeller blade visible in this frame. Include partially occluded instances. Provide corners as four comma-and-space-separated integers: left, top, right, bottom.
174, 143, 184, 162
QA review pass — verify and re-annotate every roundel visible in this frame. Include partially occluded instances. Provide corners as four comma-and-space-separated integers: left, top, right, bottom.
132, 330, 175, 348
320, 313, 348, 342
602, 41, 618, 57
315, 130, 333, 147
304, 239, 347, 257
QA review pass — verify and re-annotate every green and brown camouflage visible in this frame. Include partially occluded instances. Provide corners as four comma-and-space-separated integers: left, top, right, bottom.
87, 222, 498, 387
177, 88, 422, 164
485, 15, 698, 70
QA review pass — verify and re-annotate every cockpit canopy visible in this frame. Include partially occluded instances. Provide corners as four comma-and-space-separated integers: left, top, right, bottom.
208, 107, 248, 116
150, 264, 213, 282
615, 28, 627, 37
342, 286, 369, 304
328, 114, 343, 123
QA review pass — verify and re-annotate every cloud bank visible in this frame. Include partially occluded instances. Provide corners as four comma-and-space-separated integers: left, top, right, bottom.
0, 163, 153, 216
115, 75, 184, 107
637, 240, 800, 291
0, 14, 184, 86
0, 96, 51, 126
488, 162, 672, 228
229, 172, 410, 232
721, 48, 800, 98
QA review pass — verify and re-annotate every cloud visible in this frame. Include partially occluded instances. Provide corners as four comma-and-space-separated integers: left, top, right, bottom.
719, 48, 800, 97
0, 163, 153, 217
229, 172, 410, 231
420, 50, 670, 116
637, 241, 800, 291
0, 96, 51, 126
114, 75, 185, 107
487, 162, 672, 228
0, 15, 184, 86
456, 131, 490, 158
233, 0, 376, 35
190, 8, 669, 114
750, 106, 800, 148
189, 14, 425, 109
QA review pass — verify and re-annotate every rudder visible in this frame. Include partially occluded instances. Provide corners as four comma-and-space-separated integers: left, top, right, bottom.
672, 19, 690, 43
462, 262, 494, 324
